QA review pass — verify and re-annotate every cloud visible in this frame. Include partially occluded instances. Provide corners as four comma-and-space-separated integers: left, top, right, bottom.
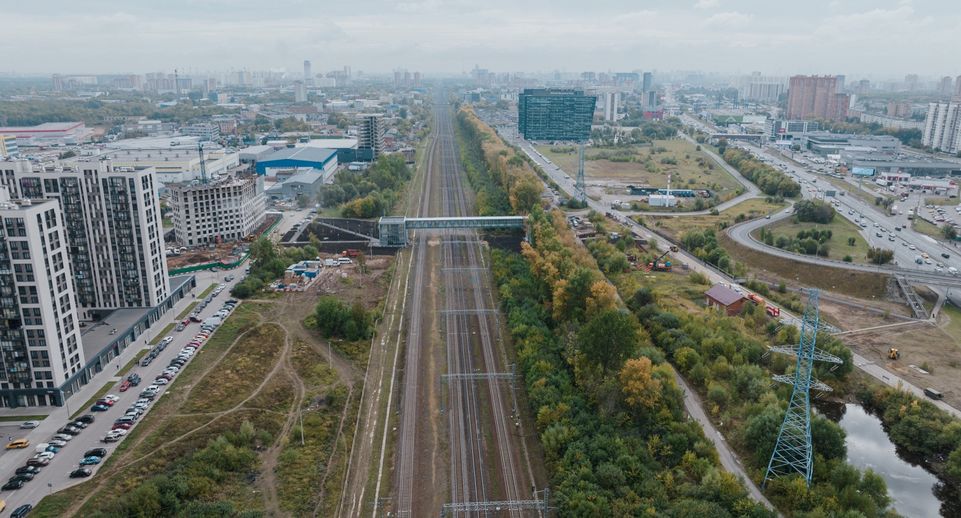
702, 11, 754, 28
694, 0, 719, 9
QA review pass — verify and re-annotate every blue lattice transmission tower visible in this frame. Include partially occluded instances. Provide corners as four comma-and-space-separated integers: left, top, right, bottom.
763, 289, 842, 487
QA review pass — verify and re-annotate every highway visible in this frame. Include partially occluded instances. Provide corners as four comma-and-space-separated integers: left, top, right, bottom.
508, 122, 961, 419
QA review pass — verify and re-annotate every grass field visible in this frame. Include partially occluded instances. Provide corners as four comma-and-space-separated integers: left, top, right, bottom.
536, 139, 744, 197
147, 322, 175, 345
0, 415, 47, 422
69, 383, 113, 420
720, 232, 890, 300
926, 196, 958, 206
823, 176, 882, 206
644, 197, 785, 241
174, 301, 198, 321
913, 217, 945, 240
759, 214, 874, 263
198, 282, 217, 299
940, 303, 961, 345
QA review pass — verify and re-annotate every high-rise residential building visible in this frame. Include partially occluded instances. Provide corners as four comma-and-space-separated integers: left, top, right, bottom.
0, 160, 169, 320
0, 186, 84, 407
303, 60, 312, 84
357, 114, 384, 161
602, 91, 621, 122
294, 81, 307, 103
786, 75, 849, 121
904, 74, 919, 91
922, 102, 961, 154
940, 76, 955, 97
517, 88, 596, 141
0, 135, 17, 158
955, 75, 961, 99
740, 73, 786, 103
642, 72, 653, 92
51, 74, 64, 92
168, 173, 266, 247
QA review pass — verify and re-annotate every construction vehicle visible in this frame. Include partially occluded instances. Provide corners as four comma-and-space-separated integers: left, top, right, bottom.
669, 245, 679, 252
766, 305, 781, 317
888, 347, 900, 360
645, 250, 672, 272
342, 249, 362, 258
747, 293, 765, 306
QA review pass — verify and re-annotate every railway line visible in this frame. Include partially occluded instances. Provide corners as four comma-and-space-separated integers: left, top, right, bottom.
391, 96, 535, 516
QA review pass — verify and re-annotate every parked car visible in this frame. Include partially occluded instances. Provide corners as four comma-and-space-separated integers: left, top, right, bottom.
91, 403, 110, 412
175, 322, 186, 332
25, 458, 49, 468
51, 434, 72, 442
118, 380, 132, 392
69, 468, 92, 478
19, 421, 40, 429
33, 452, 55, 460
57, 426, 81, 436
1, 480, 24, 490
10, 473, 34, 482
79, 456, 102, 466
14, 466, 39, 476
112, 423, 133, 431
49, 439, 67, 448
77, 414, 95, 424
11, 504, 33, 518
69, 421, 88, 429
154, 378, 169, 385
95, 399, 114, 406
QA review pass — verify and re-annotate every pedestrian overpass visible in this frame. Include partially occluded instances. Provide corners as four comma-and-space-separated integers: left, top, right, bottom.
378, 216, 526, 246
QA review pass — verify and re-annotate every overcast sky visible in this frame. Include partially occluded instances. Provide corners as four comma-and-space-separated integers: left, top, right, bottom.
3, 0, 958, 78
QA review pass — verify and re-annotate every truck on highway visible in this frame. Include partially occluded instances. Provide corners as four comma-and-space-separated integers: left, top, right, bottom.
889, 204, 898, 216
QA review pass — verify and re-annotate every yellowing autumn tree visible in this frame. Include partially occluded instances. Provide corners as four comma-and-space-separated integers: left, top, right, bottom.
620, 357, 662, 411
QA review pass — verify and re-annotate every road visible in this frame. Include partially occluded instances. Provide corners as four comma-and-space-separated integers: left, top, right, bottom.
507, 121, 961, 420
0, 270, 245, 515
490, 122, 776, 512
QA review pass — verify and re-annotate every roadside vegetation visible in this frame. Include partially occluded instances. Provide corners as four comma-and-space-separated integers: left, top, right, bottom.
723, 149, 801, 198
230, 237, 319, 298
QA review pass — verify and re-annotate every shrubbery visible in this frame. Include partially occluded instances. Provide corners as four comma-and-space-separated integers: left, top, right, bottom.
311, 296, 373, 341
723, 149, 800, 198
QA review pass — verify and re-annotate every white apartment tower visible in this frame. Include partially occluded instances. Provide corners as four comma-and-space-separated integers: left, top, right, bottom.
0, 159, 169, 320
168, 173, 266, 247
0, 187, 84, 407
922, 102, 961, 154
357, 113, 385, 161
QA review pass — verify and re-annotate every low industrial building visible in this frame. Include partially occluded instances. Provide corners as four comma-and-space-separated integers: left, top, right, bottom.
256, 147, 338, 179
265, 170, 325, 201
705, 284, 747, 316
97, 139, 240, 185
803, 132, 900, 155
168, 173, 267, 246
304, 138, 359, 163
840, 152, 961, 178
0, 122, 92, 146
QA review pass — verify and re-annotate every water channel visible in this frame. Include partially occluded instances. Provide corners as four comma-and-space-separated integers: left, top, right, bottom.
824, 402, 957, 518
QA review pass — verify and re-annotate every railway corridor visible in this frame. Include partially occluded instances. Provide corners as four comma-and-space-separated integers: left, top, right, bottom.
391, 98, 538, 516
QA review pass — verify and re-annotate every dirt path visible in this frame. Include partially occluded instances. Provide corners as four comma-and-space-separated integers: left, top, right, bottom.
257, 326, 306, 517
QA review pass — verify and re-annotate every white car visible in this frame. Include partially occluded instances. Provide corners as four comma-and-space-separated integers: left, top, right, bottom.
52, 434, 73, 442
909, 245, 916, 250
154, 378, 169, 385
19, 420, 40, 429
49, 439, 67, 447
103, 394, 120, 403
34, 451, 55, 460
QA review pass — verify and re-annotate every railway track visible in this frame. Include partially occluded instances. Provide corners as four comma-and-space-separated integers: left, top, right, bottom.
392, 96, 533, 516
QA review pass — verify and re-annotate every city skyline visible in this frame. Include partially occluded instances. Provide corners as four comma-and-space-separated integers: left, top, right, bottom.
3, 0, 959, 76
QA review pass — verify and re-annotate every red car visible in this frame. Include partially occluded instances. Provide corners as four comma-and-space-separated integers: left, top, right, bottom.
112, 423, 133, 430
118, 380, 131, 392
95, 399, 115, 406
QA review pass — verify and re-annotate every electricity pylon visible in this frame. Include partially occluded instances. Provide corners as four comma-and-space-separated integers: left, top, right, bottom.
763, 289, 842, 487
575, 141, 586, 202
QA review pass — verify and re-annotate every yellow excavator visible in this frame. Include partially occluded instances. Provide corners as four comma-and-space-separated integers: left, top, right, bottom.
888, 347, 900, 360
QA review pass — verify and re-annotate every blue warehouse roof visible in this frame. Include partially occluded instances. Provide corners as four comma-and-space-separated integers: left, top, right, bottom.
256, 147, 337, 174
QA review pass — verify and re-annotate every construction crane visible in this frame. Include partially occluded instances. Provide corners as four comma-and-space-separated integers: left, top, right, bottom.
197, 142, 208, 184
645, 250, 672, 272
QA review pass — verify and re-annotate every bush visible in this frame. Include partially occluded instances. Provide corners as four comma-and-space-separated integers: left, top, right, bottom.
793, 199, 835, 224
312, 296, 373, 341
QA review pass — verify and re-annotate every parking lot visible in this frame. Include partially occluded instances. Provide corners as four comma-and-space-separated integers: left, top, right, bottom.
0, 277, 242, 516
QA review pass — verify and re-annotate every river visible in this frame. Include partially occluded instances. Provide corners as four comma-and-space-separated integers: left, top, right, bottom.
831, 403, 951, 518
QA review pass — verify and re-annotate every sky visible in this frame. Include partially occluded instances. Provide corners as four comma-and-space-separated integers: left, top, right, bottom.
3, 0, 958, 78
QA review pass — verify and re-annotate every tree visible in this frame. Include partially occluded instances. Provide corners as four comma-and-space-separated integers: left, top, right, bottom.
250, 237, 276, 264
576, 309, 641, 373
866, 247, 894, 265
619, 357, 662, 411
793, 199, 835, 224
942, 223, 957, 240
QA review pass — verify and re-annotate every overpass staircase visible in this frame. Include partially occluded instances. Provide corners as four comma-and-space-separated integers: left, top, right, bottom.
895, 275, 931, 320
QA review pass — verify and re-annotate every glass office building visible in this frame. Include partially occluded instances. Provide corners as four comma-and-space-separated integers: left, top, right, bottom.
517, 88, 595, 141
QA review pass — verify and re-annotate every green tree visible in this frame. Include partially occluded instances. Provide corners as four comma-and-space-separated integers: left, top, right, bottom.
576, 309, 641, 373
942, 223, 957, 240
